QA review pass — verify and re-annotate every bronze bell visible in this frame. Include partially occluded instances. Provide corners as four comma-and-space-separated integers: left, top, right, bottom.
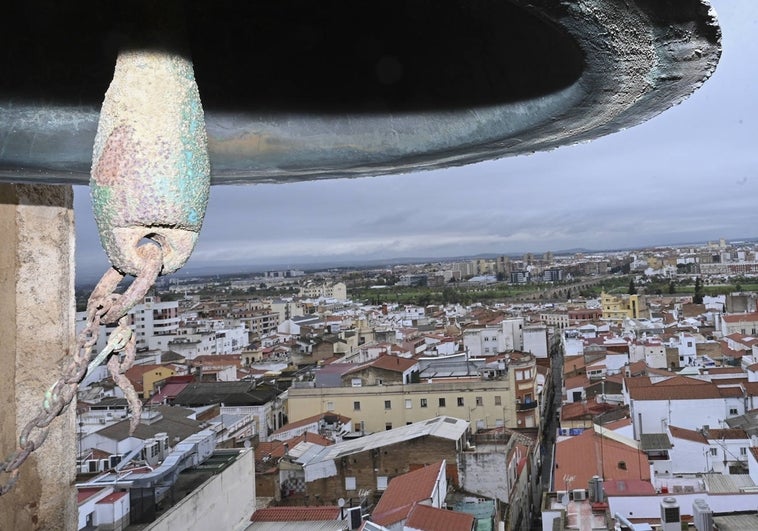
0, 0, 720, 185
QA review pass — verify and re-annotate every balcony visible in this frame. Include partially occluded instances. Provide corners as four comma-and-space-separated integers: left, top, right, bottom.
516, 400, 538, 411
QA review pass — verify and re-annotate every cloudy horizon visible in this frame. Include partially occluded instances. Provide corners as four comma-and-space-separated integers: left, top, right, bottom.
74, 0, 758, 281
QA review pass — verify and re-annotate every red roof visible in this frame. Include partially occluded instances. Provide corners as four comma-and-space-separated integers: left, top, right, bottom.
564, 374, 590, 390
707, 428, 748, 440
271, 412, 351, 436
405, 503, 474, 531
668, 425, 707, 445
255, 431, 333, 463
148, 381, 190, 404
369, 354, 418, 373
77, 487, 105, 504
722, 312, 758, 323
372, 461, 445, 527
191, 354, 243, 367
554, 429, 650, 489
96, 491, 128, 504
629, 381, 741, 401
560, 398, 617, 421
250, 506, 341, 522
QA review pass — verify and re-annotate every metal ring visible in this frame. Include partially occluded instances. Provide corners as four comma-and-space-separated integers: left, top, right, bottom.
101, 243, 163, 324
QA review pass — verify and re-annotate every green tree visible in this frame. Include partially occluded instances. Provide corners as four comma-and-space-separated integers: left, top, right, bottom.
668, 280, 676, 294
628, 278, 637, 295
693, 276, 704, 304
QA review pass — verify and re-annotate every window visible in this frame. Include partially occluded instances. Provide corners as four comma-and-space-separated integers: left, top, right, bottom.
384, 400, 392, 410
618, 461, 627, 470
405, 399, 412, 409
710, 448, 718, 456
741, 447, 747, 455
484, 348, 490, 353
420, 398, 428, 408
438, 397, 446, 407
729, 408, 738, 415
377, 476, 388, 490
351, 378, 362, 387
494, 395, 502, 406
476, 396, 483, 406
326, 401, 334, 411
353, 401, 361, 411
385, 423, 392, 430
457, 397, 464, 407
345, 477, 356, 490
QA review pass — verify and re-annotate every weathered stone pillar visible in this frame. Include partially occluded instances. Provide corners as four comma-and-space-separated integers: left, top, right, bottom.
0, 183, 77, 530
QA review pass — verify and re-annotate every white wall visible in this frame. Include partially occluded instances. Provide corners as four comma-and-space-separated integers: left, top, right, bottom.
523, 326, 548, 358
707, 436, 750, 474
95, 493, 130, 530
660, 436, 708, 475
145, 449, 255, 531
632, 398, 743, 438
609, 492, 758, 522
78, 487, 114, 530
501, 319, 524, 352
461, 448, 510, 502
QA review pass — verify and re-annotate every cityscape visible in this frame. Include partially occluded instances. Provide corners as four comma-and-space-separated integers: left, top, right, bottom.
0, 0, 753, 530
72, 237, 758, 530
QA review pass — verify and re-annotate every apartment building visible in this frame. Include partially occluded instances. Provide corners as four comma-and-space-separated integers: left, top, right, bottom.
601, 292, 648, 321
720, 312, 758, 336
288, 352, 540, 431
75, 296, 181, 353
623, 375, 751, 438
298, 281, 347, 300
463, 317, 525, 356
280, 416, 469, 504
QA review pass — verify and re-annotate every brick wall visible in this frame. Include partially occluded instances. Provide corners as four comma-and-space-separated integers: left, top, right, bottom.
304, 436, 461, 504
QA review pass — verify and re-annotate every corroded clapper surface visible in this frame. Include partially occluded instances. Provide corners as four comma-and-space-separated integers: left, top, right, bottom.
90, 50, 210, 276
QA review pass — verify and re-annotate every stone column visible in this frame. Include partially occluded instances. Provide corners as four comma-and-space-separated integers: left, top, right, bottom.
0, 183, 77, 530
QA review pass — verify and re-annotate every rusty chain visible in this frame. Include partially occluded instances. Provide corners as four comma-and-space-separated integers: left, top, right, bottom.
0, 243, 163, 495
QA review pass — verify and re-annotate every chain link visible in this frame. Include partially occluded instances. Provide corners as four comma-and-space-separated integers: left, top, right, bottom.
0, 243, 162, 496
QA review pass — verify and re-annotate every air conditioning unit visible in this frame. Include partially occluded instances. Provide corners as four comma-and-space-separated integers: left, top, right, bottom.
572, 489, 587, 501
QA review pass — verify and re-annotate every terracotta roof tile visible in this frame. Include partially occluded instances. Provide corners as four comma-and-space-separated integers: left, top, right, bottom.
554, 429, 650, 489
722, 312, 758, 323
372, 461, 444, 527
405, 504, 474, 531
668, 425, 707, 445
96, 491, 128, 504
250, 506, 341, 522
272, 412, 351, 436
255, 432, 332, 463
564, 374, 590, 390
77, 487, 104, 504
369, 355, 418, 372
629, 383, 735, 401
707, 428, 748, 440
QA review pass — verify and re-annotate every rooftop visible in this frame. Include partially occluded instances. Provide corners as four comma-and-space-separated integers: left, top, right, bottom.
372, 461, 444, 526
300, 416, 468, 467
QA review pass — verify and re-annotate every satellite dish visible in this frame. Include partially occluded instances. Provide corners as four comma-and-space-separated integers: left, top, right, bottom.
243, 440, 251, 449
338, 498, 346, 508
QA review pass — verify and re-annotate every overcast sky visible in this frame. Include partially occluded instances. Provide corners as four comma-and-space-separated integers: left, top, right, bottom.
74, 0, 758, 280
